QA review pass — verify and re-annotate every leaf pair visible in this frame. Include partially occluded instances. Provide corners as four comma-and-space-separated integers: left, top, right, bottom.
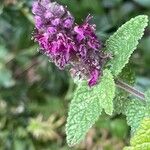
66, 69, 115, 146
66, 15, 148, 146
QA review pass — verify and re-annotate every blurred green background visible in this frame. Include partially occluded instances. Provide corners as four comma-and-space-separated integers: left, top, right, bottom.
0, 0, 150, 150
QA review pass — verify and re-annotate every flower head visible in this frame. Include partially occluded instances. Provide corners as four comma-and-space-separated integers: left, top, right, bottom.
32, 0, 109, 86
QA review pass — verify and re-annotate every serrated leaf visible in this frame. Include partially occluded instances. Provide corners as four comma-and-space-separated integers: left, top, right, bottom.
113, 64, 135, 114
66, 69, 115, 146
123, 118, 150, 150
124, 99, 146, 133
118, 64, 135, 85
123, 89, 150, 133
106, 15, 148, 76
113, 89, 129, 114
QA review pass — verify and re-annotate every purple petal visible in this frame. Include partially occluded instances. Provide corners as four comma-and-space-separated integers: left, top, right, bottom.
74, 26, 85, 41
63, 18, 74, 28
51, 18, 60, 26
44, 11, 53, 19
32, 2, 45, 15
88, 69, 100, 87
47, 27, 57, 35
34, 16, 43, 29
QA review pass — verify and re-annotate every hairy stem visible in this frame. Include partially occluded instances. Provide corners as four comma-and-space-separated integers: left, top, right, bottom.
115, 79, 145, 101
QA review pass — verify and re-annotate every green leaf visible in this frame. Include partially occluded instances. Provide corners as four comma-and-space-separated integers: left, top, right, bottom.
66, 69, 115, 146
105, 15, 148, 76
113, 89, 129, 114
113, 64, 135, 114
123, 118, 150, 150
145, 90, 150, 103
124, 90, 150, 133
124, 99, 146, 133
117, 64, 135, 85
145, 90, 150, 116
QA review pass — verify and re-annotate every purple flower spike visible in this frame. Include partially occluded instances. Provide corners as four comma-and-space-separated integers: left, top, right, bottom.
32, 0, 109, 87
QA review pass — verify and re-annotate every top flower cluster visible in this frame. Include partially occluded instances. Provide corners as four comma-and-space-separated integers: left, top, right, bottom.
32, 0, 108, 86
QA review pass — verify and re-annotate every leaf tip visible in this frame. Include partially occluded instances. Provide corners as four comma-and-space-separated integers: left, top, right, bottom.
136, 15, 149, 26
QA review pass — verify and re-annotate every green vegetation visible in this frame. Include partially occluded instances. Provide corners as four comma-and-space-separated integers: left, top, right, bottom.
0, 0, 150, 149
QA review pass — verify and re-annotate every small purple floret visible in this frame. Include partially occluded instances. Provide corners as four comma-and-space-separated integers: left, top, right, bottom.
88, 69, 100, 87
32, 0, 109, 87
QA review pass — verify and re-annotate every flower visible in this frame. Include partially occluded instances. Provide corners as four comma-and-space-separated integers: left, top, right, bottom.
32, 0, 109, 86
32, 0, 75, 69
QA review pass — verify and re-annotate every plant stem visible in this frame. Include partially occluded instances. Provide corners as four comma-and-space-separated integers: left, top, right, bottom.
115, 79, 145, 101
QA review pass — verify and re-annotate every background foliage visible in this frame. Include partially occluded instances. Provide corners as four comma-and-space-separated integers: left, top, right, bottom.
0, 0, 150, 150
